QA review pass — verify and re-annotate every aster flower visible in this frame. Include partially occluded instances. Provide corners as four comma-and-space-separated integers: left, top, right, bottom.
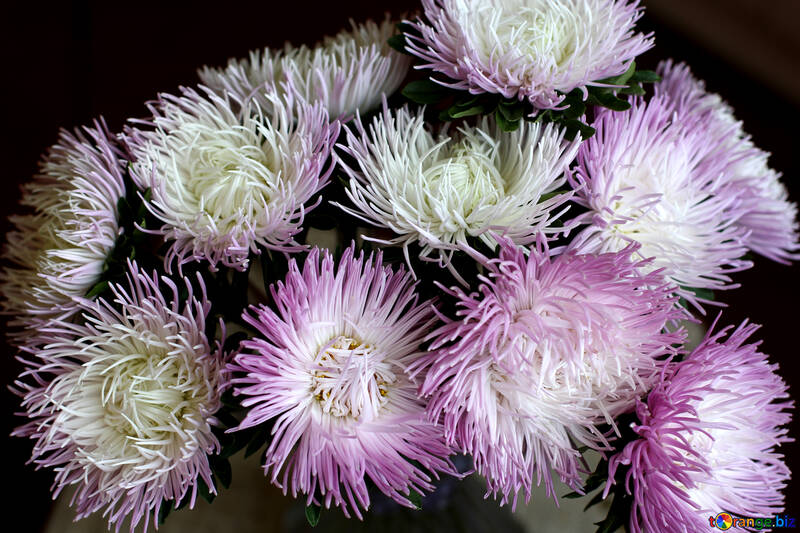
230, 246, 455, 519
336, 105, 580, 276
12, 261, 229, 531
0, 120, 126, 340
605, 320, 792, 533
409, 236, 684, 507
568, 88, 753, 309
198, 17, 410, 119
655, 60, 799, 263
127, 86, 338, 271
404, 0, 653, 111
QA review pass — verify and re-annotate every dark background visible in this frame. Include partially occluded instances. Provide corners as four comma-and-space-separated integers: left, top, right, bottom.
1, 1, 797, 531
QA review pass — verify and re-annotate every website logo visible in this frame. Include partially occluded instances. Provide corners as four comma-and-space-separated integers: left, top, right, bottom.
709, 512, 796, 529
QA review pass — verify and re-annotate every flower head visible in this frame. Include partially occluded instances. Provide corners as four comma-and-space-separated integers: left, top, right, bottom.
199, 17, 410, 119
410, 237, 684, 506
405, 0, 652, 110
337, 105, 579, 276
127, 87, 338, 271
655, 60, 799, 263
568, 89, 753, 309
605, 320, 792, 533
1, 120, 126, 340
230, 246, 455, 518
13, 261, 229, 531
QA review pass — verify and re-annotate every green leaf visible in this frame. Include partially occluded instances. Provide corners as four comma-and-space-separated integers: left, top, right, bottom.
210, 456, 232, 489
387, 34, 406, 54
157, 500, 173, 526
630, 69, 661, 83
244, 424, 270, 458
85, 281, 110, 299
198, 477, 216, 504
563, 99, 586, 120
588, 90, 631, 111
495, 109, 520, 132
448, 105, 484, 118
563, 119, 596, 141
497, 100, 525, 122
305, 504, 321, 527
618, 83, 646, 96
608, 61, 637, 87
408, 489, 423, 510
584, 490, 606, 511
402, 79, 450, 104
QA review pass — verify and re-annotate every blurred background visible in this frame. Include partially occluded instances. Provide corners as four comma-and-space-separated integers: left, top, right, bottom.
1, 1, 797, 531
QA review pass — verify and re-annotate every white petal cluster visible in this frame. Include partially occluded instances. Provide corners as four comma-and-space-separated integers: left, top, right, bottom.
127, 87, 336, 271
337, 106, 579, 273
406, 0, 652, 110
1, 123, 125, 339
199, 18, 410, 119
14, 264, 228, 531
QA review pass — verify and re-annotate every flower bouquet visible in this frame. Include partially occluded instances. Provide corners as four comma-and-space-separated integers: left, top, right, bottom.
5, 1, 797, 532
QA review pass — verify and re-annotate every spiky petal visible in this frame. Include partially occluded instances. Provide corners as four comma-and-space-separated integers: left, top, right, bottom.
337, 105, 579, 276
409, 236, 685, 507
568, 87, 753, 310
229, 246, 455, 519
655, 60, 799, 263
127, 87, 338, 271
605, 320, 792, 533
199, 17, 410, 119
0, 120, 125, 341
405, 0, 653, 110
13, 261, 229, 532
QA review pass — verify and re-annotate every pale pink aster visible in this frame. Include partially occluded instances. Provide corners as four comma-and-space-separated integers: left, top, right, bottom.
336, 105, 580, 278
230, 246, 455, 519
605, 320, 792, 533
655, 60, 799, 263
408, 236, 685, 507
127, 86, 338, 271
404, 0, 653, 111
1, 120, 126, 340
12, 261, 229, 532
568, 89, 753, 310
199, 17, 410, 119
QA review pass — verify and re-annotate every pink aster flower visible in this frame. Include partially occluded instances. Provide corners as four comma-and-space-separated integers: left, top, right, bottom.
127, 86, 338, 271
655, 60, 799, 263
1, 120, 125, 341
404, 0, 653, 110
568, 87, 753, 310
605, 320, 792, 533
230, 246, 455, 519
409, 236, 684, 507
12, 261, 229, 532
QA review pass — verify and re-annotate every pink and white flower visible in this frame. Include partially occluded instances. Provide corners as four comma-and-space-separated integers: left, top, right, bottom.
230, 246, 455, 518
405, 0, 653, 111
410, 237, 684, 506
13, 261, 229, 531
605, 320, 793, 533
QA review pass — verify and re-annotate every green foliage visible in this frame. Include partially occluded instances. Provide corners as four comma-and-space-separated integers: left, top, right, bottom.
398, 61, 661, 142
305, 504, 322, 527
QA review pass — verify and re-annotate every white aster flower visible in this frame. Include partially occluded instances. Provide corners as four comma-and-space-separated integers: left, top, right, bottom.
13, 261, 229, 531
405, 0, 653, 110
1, 120, 125, 341
198, 17, 410, 119
127, 86, 338, 271
336, 105, 579, 274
